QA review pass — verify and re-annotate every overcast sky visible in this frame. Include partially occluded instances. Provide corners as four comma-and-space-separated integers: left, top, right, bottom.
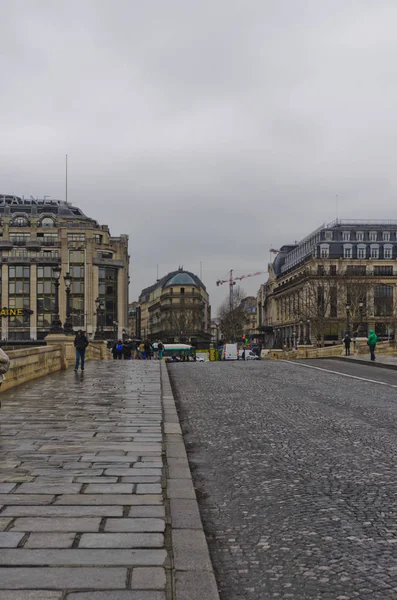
1, 0, 397, 311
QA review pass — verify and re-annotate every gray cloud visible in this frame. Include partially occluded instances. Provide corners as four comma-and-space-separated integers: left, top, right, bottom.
1, 0, 397, 309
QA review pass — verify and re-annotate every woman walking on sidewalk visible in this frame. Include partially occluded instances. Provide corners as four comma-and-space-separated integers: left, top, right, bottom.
367, 330, 378, 362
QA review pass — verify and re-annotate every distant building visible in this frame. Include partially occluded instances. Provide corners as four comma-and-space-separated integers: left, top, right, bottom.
137, 268, 211, 348
240, 296, 258, 339
128, 301, 139, 338
258, 219, 397, 347
0, 194, 129, 340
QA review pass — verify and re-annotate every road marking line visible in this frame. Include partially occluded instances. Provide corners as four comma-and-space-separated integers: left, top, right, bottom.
281, 360, 397, 389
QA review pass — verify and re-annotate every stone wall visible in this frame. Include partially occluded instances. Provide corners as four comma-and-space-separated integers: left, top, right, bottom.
1, 339, 111, 392
265, 340, 397, 361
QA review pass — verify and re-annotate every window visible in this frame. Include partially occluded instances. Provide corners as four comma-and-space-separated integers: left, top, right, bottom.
39, 249, 59, 258
40, 217, 55, 228
37, 266, 56, 330
342, 231, 350, 241
9, 249, 31, 258
320, 244, 329, 258
180, 288, 185, 294
68, 234, 86, 242
371, 245, 379, 259
69, 250, 85, 327
356, 232, 364, 242
11, 216, 29, 227
317, 265, 325, 275
330, 265, 337, 276
330, 287, 337, 317
383, 232, 390, 242
374, 284, 393, 316
98, 266, 118, 327
94, 234, 103, 244
343, 245, 352, 258
357, 245, 366, 259
325, 231, 333, 241
384, 247, 392, 259
10, 233, 30, 245
8, 265, 30, 330
346, 265, 366, 275
374, 266, 393, 276
369, 231, 378, 242
37, 233, 58, 245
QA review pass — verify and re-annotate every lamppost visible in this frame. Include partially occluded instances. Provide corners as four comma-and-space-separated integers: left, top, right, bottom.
50, 266, 62, 333
306, 319, 312, 345
113, 320, 119, 340
299, 319, 304, 345
345, 303, 351, 336
292, 325, 296, 350
94, 297, 105, 340
357, 301, 364, 337
63, 272, 73, 334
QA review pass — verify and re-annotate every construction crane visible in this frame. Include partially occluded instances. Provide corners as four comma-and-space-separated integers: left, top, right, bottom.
216, 269, 267, 311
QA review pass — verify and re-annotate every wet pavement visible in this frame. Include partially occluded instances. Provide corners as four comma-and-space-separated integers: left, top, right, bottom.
170, 360, 397, 600
0, 361, 167, 599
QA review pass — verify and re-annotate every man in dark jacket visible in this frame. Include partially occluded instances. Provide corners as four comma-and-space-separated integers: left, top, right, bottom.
74, 330, 89, 371
343, 333, 352, 356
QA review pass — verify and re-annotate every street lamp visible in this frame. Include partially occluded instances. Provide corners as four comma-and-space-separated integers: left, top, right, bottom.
50, 266, 63, 333
63, 272, 73, 334
357, 301, 364, 337
345, 303, 351, 336
113, 320, 119, 340
306, 319, 312, 345
95, 297, 101, 340
299, 319, 304, 345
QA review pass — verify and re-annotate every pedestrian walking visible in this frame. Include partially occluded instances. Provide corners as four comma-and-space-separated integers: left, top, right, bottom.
74, 330, 89, 372
152, 340, 159, 359
112, 340, 124, 360
367, 329, 378, 362
343, 333, 352, 356
139, 342, 145, 359
158, 340, 164, 360
123, 340, 132, 360
144, 339, 152, 360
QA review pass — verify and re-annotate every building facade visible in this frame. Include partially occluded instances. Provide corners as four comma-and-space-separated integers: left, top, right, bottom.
137, 268, 211, 348
258, 220, 397, 347
0, 195, 129, 340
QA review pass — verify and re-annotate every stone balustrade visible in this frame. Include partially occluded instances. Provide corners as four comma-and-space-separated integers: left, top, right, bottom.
1, 337, 111, 391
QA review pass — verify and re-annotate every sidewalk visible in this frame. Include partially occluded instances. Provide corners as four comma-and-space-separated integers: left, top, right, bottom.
0, 361, 219, 600
334, 353, 397, 371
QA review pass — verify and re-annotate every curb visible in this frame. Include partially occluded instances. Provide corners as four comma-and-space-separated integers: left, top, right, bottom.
161, 362, 220, 600
328, 356, 397, 372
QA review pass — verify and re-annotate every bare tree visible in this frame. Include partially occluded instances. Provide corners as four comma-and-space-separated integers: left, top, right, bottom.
218, 286, 246, 342
165, 307, 201, 341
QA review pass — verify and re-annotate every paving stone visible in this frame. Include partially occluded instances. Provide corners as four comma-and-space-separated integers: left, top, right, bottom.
0, 518, 12, 531
105, 519, 165, 532
127, 506, 165, 518
0, 567, 126, 589
134, 462, 163, 469
0, 483, 16, 493
167, 479, 196, 499
104, 469, 162, 477
75, 477, 118, 483
16, 483, 82, 495
24, 533, 76, 548
2, 506, 122, 517
121, 477, 161, 484
175, 571, 220, 600
82, 455, 137, 463
0, 532, 24, 547
66, 593, 165, 600
55, 494, 162, 505
0, 495, 55, 505
11, 518, 101, 532
170, 499, 203, 529
84, 484, 134, 494
79, 533, 164, 548
136, 484, 162, 494
0, 548, 167, 566
0, 592, 62, 600
172, 530, 213, 572
130, 567, 166, 590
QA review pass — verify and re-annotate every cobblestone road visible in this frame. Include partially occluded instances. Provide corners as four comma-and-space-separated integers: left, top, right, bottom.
170, 360, 397, 600
0, 362, 167, 599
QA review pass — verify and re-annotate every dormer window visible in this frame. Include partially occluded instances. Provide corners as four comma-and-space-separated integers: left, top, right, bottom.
356, 231, 364, 242
343, 244, 352, 258
325, 231, 333, 241
371, 244, 379, 259
11, 216, 29, 227
342, 231, 350, 241
383, 231, 390, 241
320, 244, 329, 258
369, 231, 377, 242
40, 217, 55, 228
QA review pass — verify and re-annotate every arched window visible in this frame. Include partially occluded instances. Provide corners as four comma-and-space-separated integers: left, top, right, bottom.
374, 284, 393, 317
40, 217, 55, 228
11, 216, 29, 227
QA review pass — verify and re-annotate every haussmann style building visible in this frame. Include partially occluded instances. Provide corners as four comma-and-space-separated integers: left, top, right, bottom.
257, 219, 397, 348
0, 195, 129, 341
137, 268, 211, 348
